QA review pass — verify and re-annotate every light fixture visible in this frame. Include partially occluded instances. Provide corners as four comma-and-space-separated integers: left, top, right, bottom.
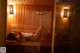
9, 5, 14, 14
63, 9, 69, 18
61, 7, 69, 18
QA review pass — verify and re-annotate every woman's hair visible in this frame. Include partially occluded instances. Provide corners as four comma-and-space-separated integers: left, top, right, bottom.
7, 32, 16, 40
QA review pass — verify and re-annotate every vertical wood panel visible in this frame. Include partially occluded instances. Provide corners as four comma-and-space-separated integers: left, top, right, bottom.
7, 5, 53, 33
0, 0, 6, 46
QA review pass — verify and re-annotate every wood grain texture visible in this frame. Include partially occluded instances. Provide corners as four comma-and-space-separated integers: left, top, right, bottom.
6, 40, 52, 46
7, 5, 53, 35
0, 0, 6, 46
7, 0, 54, 6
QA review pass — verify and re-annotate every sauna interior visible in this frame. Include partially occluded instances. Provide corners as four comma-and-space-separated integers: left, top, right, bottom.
6, 0, 54, 53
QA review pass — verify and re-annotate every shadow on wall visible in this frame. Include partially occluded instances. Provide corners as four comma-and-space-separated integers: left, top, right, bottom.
54, 33, 70, 53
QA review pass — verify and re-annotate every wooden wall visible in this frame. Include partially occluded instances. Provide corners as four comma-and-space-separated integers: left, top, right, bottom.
0, 0, 6, 46
55, 4, 69, 35
7, 4, 53, 35
69, 3, 80, 53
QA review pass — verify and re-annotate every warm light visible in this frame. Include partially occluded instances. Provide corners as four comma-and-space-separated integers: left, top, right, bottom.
9, 5, 14, 14
7, 3, 16, 15
7, 2, 16, 26
61, 7, 69, 18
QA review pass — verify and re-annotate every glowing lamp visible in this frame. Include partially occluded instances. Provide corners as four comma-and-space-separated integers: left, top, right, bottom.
61, 7, 69, 18
9, 5, 14, 14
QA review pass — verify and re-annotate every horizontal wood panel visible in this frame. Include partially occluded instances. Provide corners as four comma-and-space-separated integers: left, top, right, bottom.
6, 40, 52, 46
13, 5, 52, 32
7, 5, 53, 35
8, 0, 54, 6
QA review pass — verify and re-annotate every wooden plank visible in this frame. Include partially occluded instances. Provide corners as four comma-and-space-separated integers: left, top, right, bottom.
6, 40, 51, 46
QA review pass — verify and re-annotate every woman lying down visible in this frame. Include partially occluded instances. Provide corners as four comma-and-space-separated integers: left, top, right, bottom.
6, 32, 33, 42
6, 26, 51, 42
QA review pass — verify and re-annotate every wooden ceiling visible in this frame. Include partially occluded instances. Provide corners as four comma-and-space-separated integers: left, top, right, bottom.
7, 0, 54, 6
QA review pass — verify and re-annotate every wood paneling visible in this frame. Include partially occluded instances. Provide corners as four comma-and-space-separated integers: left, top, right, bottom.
55, 5, 69, 35
0, 0, 6, 46
7, 0, 54, 6
7, 5, 53, 34
6, 41, 51, 46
